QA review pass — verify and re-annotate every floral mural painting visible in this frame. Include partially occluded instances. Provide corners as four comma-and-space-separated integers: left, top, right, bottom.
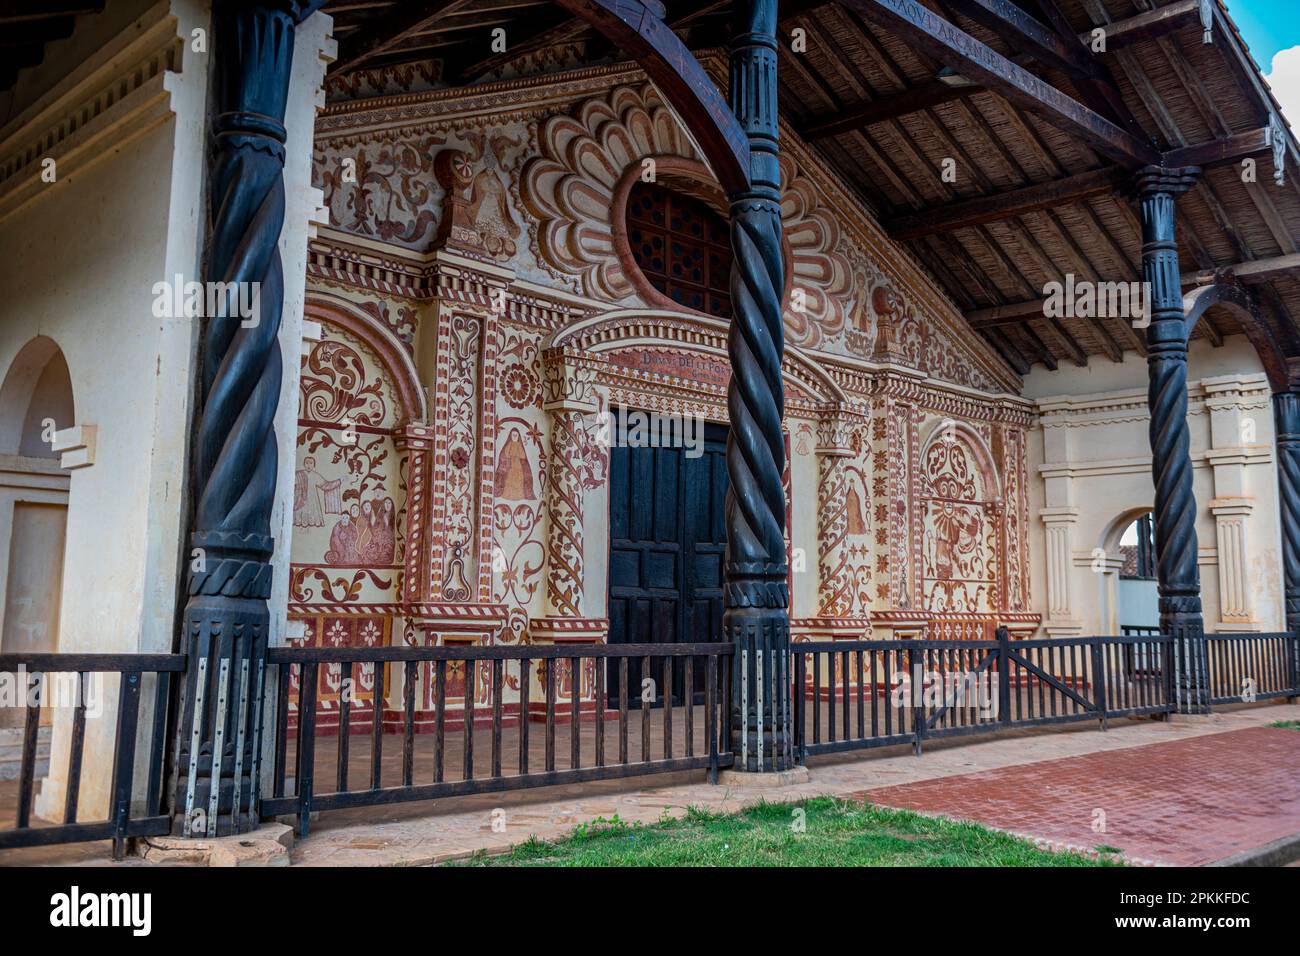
291, 322, 405, 613
920, 433, 999, 614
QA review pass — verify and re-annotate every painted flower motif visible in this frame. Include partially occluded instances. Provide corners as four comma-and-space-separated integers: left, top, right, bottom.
326, 619, 348, 646
523, 85, 855, 349
450, 446, 470, 470
501, 364, 540, 408
359, 620, 381, 646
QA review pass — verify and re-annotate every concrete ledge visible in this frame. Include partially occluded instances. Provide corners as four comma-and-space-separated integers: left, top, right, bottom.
715, 766, 811, 789
1206, 831, 1300, 867
134, 823, 294, 867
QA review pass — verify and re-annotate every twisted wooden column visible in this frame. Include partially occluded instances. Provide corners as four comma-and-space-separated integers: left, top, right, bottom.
172, 0, 324, 836
726, 0, 790, 771
1275, 393, 1300, 692
1133, 165, 1207, 714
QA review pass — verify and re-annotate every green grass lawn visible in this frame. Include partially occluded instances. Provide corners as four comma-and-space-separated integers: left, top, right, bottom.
1271, 720, 1300, 730
453, 797, 1122, 867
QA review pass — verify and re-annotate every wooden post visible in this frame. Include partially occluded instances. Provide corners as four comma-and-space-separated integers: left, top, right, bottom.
1274, 392, 1300, 699
725, 0, 791, 772
1131, 166, 1209, 715
172, 0, 326, 837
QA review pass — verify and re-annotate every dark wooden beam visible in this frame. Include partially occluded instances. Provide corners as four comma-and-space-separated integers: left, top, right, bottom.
0, 1, 101, 23
1183, 252, 1300, 287
841, 0, 1158, 166
946, 0, 1099, 79
886, 166, 1126, 239
1077, 0, 1204, 52
451, 6, 590, 82
799, 79, 979, 139
982, 327, 1032, 375
1163, 127, 1279, 169
0, 17, 74, 44
553, 0, 749, 196
330, 0, 476, 75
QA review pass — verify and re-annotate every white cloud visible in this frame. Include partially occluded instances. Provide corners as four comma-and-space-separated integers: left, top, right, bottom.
1265, 45, 1300, 133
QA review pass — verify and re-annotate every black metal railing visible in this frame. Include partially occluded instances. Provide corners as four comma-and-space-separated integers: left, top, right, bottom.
262, 642, 734, 835
0, 653, 185, 858
1207, 632, 1300, 705
792, 629, 1177, 760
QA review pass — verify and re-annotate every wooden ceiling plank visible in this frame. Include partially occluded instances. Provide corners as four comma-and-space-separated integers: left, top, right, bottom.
331, 0, 476, 74
1075, 0, 1203, 50
800, 81, 980, 140
887, 166, 1125, 239
840, 0, 1157, 166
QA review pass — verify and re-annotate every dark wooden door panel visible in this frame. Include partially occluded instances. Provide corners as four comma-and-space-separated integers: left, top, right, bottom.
608, 420, 728, 707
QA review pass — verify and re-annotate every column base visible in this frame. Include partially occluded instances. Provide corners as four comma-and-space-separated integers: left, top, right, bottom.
716, 765, 810, 789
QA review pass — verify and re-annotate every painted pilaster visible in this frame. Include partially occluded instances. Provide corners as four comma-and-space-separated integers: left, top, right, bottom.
533, 347, 607, 644
815, 410, 854, 618
1132, 165, 1207, 714
726, 0, 791, 771
173, 0, 327, 836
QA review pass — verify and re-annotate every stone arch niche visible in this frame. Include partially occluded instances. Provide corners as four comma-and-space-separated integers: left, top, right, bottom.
288, 297, 428, 733
0, 337, 75, 730
916, 420, 1005, 627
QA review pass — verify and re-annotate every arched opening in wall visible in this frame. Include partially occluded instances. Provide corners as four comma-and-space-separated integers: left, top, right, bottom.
0, 337, 74, 731
1115, 512, 1159, 636
626, 179, 733, 317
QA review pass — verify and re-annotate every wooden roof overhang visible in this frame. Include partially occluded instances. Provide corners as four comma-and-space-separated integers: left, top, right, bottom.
11, 1, 1296, 383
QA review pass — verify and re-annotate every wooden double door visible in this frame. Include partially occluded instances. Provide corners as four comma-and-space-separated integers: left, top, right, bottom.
607, 420, 728, 707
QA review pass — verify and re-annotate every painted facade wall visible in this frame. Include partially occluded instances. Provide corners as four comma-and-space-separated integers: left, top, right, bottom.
290, 59, 1042, 724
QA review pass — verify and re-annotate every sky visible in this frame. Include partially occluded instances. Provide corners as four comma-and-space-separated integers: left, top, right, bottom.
1227, 0, 1300, 128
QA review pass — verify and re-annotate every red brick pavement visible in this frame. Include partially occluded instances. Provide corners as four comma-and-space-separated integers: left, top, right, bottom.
857, 726, 1300, 866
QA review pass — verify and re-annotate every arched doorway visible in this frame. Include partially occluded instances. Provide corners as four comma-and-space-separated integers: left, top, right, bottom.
0, 337, 74, 732
1114, 512, 1159, 636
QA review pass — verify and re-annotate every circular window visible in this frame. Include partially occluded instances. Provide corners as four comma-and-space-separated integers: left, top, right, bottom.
626, 180, 733, 318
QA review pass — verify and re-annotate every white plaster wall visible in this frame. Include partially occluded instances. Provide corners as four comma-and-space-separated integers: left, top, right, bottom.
789, 426, 820, 619
0, 0, 213, 818
1023, 337, 1284, 639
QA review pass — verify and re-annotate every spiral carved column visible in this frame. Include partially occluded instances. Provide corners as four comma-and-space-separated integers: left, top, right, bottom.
725, 0, 790, 771
1133, 166, 1208, 714
1274, 392, 1300, 693
172, 0, 325, 836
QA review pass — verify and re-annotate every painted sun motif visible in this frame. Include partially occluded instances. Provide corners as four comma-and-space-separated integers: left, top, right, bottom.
523, 84, 855, 350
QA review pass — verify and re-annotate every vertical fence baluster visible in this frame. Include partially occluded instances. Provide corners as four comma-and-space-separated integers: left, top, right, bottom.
370, 662, 385, 790
110, 671, 142, 860
545, 658, 556, 773
491, 658, 503, 780
274, 662, 291, 799
684, 656, 694, 758
403, 660, 417, 788
519, 659, 530, 776
570, 657, 581, 770
434, 659, 446, 784
297, 663, 318, 838
810, 653, 820, 745
706, 654, 718, 782
596, 657, 606, 767
663, 654, 673, 760
618, 656, 629, 765
463, 660, 475, 781
63, 672, 86, 824
338, 661, 352, 793
642, 655, 651, 763
16, 671, 41, 829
